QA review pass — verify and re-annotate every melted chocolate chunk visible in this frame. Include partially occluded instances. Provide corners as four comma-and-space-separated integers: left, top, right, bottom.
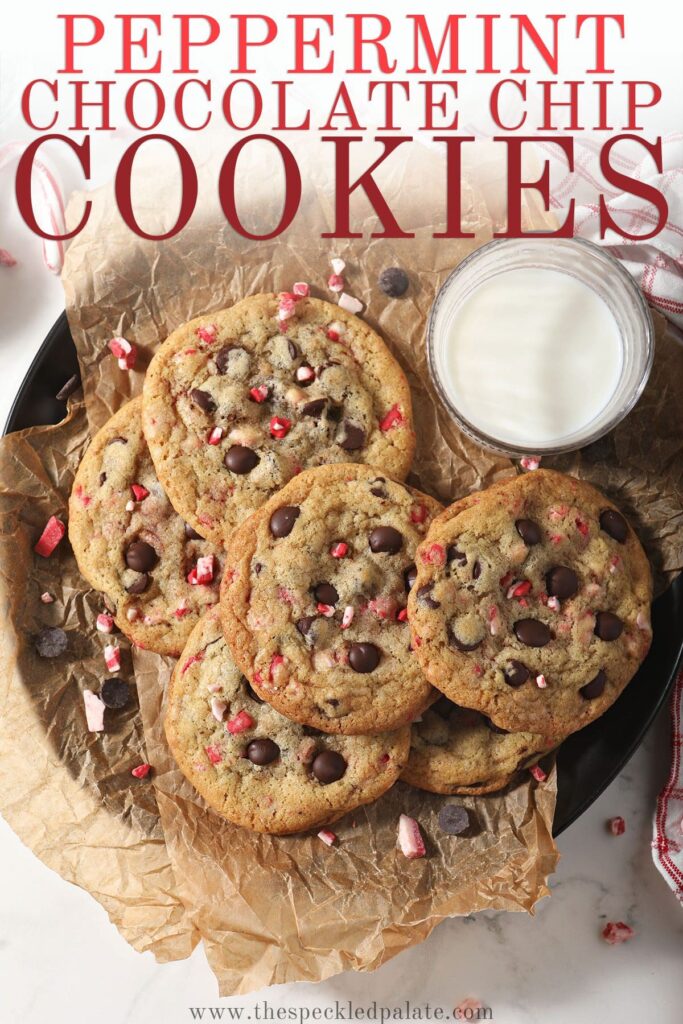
594, 611, 623, 641
378, 267, 409, 298
314, 582, 338, 605
472, 560, 481, 580
190, 388, 215, 413
287, 339, 299, 360
417, 583, 440, 608
126, 573, 150, 594
224, 445, 260, 474
580, 669, 606, 699
513, 619, 551, 648
246, 738, 280, 765
515, 518, 542, 545
99, 472, 107, 486
311, 749, 347, 784
270, 505, 300, 538
546, 565, 579, 601
296, 616, 316, 639
338, 422, 365, 451
600, 509, 628, 544
403, 563, 418, 592
327, 402, 343, 423
369, 526, 403, 554
301, 398, 327, 418
447, 626, 482, 653
447, 546, 467, 565
100, 678, 130, 709
55, 374, 81, 401
503, 660, 530, 687
125, 540, 158, 573
215, 345, 244, 374
348, 642, 381, 673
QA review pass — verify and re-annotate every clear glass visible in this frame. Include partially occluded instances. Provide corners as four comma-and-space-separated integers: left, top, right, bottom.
427, 237, 654, 457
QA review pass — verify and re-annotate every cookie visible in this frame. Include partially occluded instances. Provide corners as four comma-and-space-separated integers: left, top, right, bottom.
408, 470, 652, 735
401, 695, 554, 795
221, 463, 442, 735
69, 398, 221, 657
142, 294, 415, 546
165, 609, 410, 833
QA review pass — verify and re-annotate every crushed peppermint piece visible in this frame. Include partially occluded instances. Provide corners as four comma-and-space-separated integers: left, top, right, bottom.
396, 607, 408, 622
330, 257, 346, 275
341, 605, 355, 629
40, 591, 54, 604
211, 697, 227, 722
83, 689, 106, 732
205, 744, 222, 764
330, 542, 349, 558
338, 291, 363, 314
96, 613, 115, 634
292, 281, 309, 297
226, 710, 254, 735
125, 499, 135, 512
249, 385, 269, 403
379, 404, 404, 432
318, 828, 338, 846
410, 504, 429, 524
131, 483, 149, 501
277, 291, 299, 321
187, 554, 215, 586
296, 365, 316, 383
520, 456, 541, 471
397, 814, 426, 859
207, 426, 224, 445
507, 579, 532, 600
535, 674, 548, 689
547, 596, 560, 612
328, 273, 344, 292
608, 816, 626, 836
602, 921, 635, 945
131, 763, 152, 779
34, 515, 66, 558
269, 415, 292, 439
420, 543, 446, 566
326, 320, 346, 342
196, 324, 217, 343
0, 248, 17, 267
108, 337, 137, 371
317, 603, 335, 617
530, 764, 547, 782
269, 654, 286, 681
104, 644, 121, 672
636, 612, 650, 631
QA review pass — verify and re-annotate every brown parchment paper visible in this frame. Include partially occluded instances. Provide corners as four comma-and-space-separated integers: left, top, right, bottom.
0, 137, 680, 993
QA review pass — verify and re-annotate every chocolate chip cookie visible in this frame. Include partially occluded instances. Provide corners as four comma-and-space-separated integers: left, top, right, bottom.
142, 294, 415, 545
69, 398, 221, 656
401, 695, 554, 795
221, 464, 442, 735
165, 609, 410, 833
408, 470, 652, 736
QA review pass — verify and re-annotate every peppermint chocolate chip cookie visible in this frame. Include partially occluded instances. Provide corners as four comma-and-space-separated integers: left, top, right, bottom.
69, 398, 221, 656
142, 294, 415, 546
221, 464, 441, 735
401, 696, 554, 795
165, 609, 410, 833
408, 470, 652, 736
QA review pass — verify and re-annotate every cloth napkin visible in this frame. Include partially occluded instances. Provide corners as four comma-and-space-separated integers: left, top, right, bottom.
652, 672, 683, 903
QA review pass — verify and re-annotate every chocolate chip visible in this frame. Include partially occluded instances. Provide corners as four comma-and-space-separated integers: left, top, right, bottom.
215, 345, 243, 374
301, 398, 327, 418
314, 582, 338, 605
34, 626, 68, 658
594, 612, 623, 641
371, 478, 387, 498
184, 522, 203, 540
503, 660, 530, 687
107, 436, 128, 446
125, 541, 158, 572
225, 445, 260, 474
515, 518, 541, 545
100, 678, 130, 709
99, 472, 107, 486
55, 373, 81, 401
438, 804, 470, 835
600, 509, 628, 544
190, 388, 215, 413
404, 563, 417, 592
580, 669, 606, 699
311, 750, 347, 784
447, 546, 467, 565
472, 560, 481, 580
327, 402, 343, 423
417, 583, 440, 608
287, 340, 299, 360
448, 626, 482, 653
296, 616, 316, 639
339, 421, 365, 451
348, 642, 380, 673
546, 565, 579, 601
513, 619, 551, 647
270, 505, 300, 538
126, 573, 150, 594
378, 267, 409, 298
369, 526, 403, 554
246, 738, 280, 765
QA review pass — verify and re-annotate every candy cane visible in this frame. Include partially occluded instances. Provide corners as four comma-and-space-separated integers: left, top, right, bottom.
0, 140, 67, 274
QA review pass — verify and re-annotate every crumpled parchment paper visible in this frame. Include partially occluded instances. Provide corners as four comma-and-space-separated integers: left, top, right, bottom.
0, 138, 679, 994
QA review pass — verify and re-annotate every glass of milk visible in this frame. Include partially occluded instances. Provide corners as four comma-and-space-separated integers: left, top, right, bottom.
427, 238, 654, 457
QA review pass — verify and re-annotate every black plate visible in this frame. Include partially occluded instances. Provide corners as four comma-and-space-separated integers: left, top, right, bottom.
5, 314, 683, 835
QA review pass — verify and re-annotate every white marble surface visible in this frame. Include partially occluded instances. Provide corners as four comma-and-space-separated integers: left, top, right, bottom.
1, 226, 682, 1024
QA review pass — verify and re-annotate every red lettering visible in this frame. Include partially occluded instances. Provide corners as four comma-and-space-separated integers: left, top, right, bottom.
174, 15, 220, 75
347, 14, 397, 74
287, 15, 334, 73
599, 135, 667, 240
115, 136, 197, 239
321, 83, 363, 131
406, 14, 464, 73
493, 136, 574, 237
124, 80, 165, 131
231, 15, 277, 74
576, 15, 625, 74
433, 137, 476, 238
174, 81, 212, 131
16, 135, 91, 238
218, 136, 301, 239
625, 81, 662, 130
222, 80, 263, 131
115, 15, 161, 73
512, 15, 564, 74
321, 137, 413, 238
58, 15, 104, 73
490, 80, 526, 130
21, 80, 58, 131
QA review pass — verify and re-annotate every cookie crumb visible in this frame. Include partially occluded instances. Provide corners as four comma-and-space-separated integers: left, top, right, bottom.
602, 921, 634, 944
608, 816, 626, 836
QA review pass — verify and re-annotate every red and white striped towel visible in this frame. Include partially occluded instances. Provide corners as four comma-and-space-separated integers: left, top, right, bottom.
652, 671, 683, 903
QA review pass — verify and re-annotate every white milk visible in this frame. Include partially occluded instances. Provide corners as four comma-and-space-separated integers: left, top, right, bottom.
436, 267, 623, 448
